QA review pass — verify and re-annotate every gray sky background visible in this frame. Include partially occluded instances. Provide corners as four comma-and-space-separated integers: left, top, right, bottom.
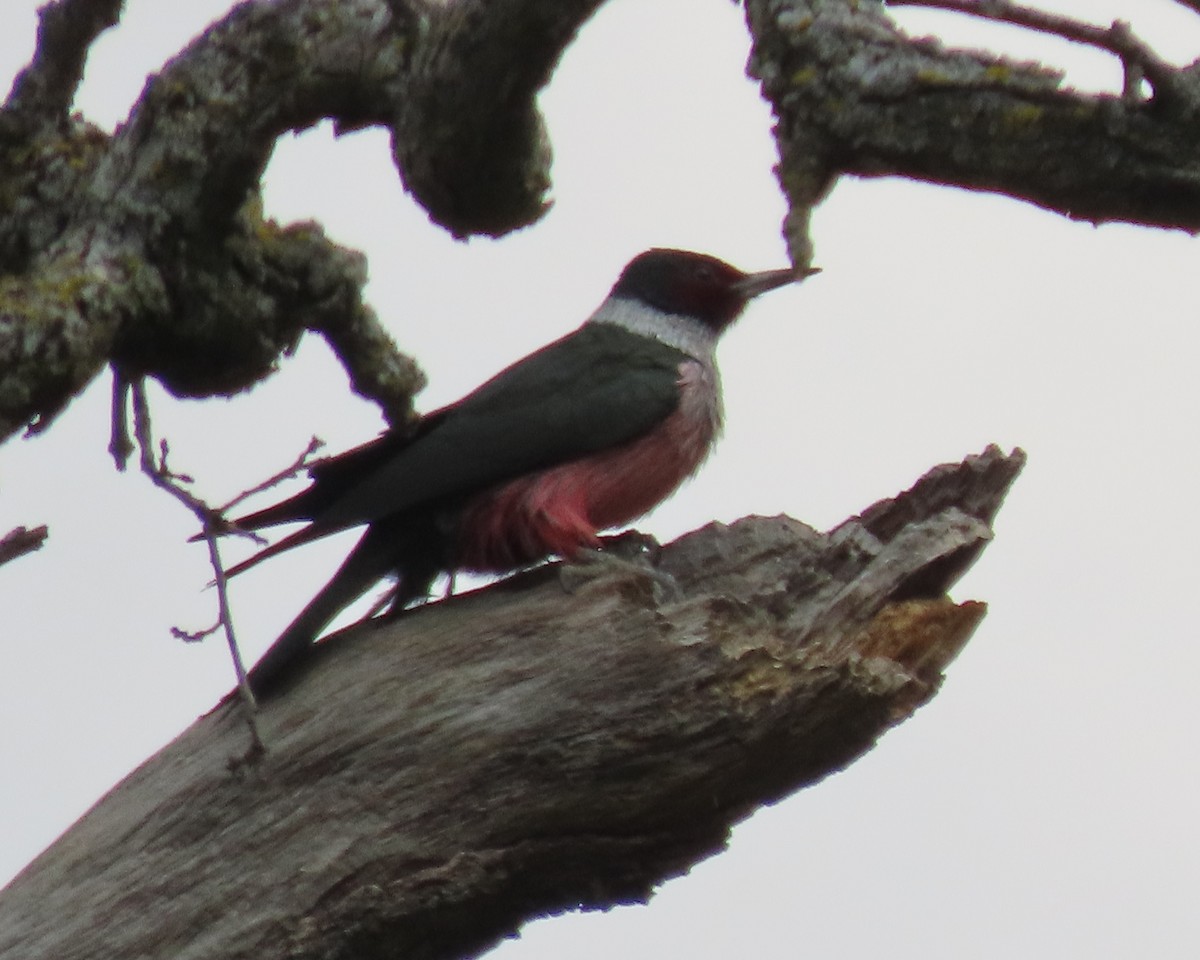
3, 2, 1199, 957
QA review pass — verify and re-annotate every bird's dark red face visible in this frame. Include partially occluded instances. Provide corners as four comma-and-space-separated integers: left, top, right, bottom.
611, 249, 762, 331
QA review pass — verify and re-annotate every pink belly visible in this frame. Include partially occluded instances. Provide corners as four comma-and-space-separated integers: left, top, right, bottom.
455, 365, 718, 572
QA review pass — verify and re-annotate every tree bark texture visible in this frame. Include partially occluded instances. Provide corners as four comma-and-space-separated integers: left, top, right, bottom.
747, 1, 1200, 261
0, 446, 1024, 960
3, 1, 1199, 439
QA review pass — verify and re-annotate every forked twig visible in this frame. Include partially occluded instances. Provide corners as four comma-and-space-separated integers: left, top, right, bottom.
115, 376, 329, 756
888, 0, 1190, 106
129, 380, 264, 759
218, 435, 324, 515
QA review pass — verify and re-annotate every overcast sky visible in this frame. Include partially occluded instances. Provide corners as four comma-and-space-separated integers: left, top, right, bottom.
3, 1, 1199, 957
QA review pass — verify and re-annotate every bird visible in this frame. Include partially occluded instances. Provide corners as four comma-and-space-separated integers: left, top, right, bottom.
223, 248, 815, 694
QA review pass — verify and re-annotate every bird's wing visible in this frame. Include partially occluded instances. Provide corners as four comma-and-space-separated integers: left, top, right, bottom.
309, 323, 689, 533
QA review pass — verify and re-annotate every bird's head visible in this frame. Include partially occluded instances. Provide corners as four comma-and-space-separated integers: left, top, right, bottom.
610, 248, 817, 333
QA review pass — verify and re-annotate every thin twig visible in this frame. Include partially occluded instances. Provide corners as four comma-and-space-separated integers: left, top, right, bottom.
0, 525, 49, 568
171, 621, 222, 644
888, 1, 1187, 106
219, 435, 324, 514
130, 380, 264, 756
131, 383, 210, 517
108, 370, 135, 470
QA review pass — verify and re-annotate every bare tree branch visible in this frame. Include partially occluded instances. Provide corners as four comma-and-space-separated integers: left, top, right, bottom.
887, 1, 1182, 103
107, 367, 134, 469
0, 524, 48, 567
129, 380, 263, 754
219, 435, 325, 515
747, 0, 1200, 263
5, 0, 1200, 442
0, 446, 1025, 960
0, 0, 618, 442
3, 0, 123, 127
394, 0, 604, 236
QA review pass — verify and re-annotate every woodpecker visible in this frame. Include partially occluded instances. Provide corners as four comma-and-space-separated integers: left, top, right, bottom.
226, 248, 814, 694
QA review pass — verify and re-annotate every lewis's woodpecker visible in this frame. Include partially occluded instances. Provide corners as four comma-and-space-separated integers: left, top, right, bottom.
227, 248, 812, 693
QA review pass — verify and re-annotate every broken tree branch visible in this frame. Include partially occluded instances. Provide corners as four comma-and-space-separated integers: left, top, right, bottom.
0, 446, 1024, 960
0, 524, 48, 568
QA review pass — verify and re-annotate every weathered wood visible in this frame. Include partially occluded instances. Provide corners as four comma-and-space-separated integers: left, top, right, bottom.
0, 446, 1024, 960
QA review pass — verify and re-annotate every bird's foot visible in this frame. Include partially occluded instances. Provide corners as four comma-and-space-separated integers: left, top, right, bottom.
559, 531, 679, 603
597, 529, 663, 564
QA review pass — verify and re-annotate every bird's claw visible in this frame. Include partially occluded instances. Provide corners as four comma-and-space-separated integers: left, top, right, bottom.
559, 532, 679, 603
597, 529, 663, 564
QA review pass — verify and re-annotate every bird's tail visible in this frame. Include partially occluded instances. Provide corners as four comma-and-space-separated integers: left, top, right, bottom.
245, 532, 390, 697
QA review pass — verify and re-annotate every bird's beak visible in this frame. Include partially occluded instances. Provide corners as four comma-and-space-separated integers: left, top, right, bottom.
735, 265, 821, 300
